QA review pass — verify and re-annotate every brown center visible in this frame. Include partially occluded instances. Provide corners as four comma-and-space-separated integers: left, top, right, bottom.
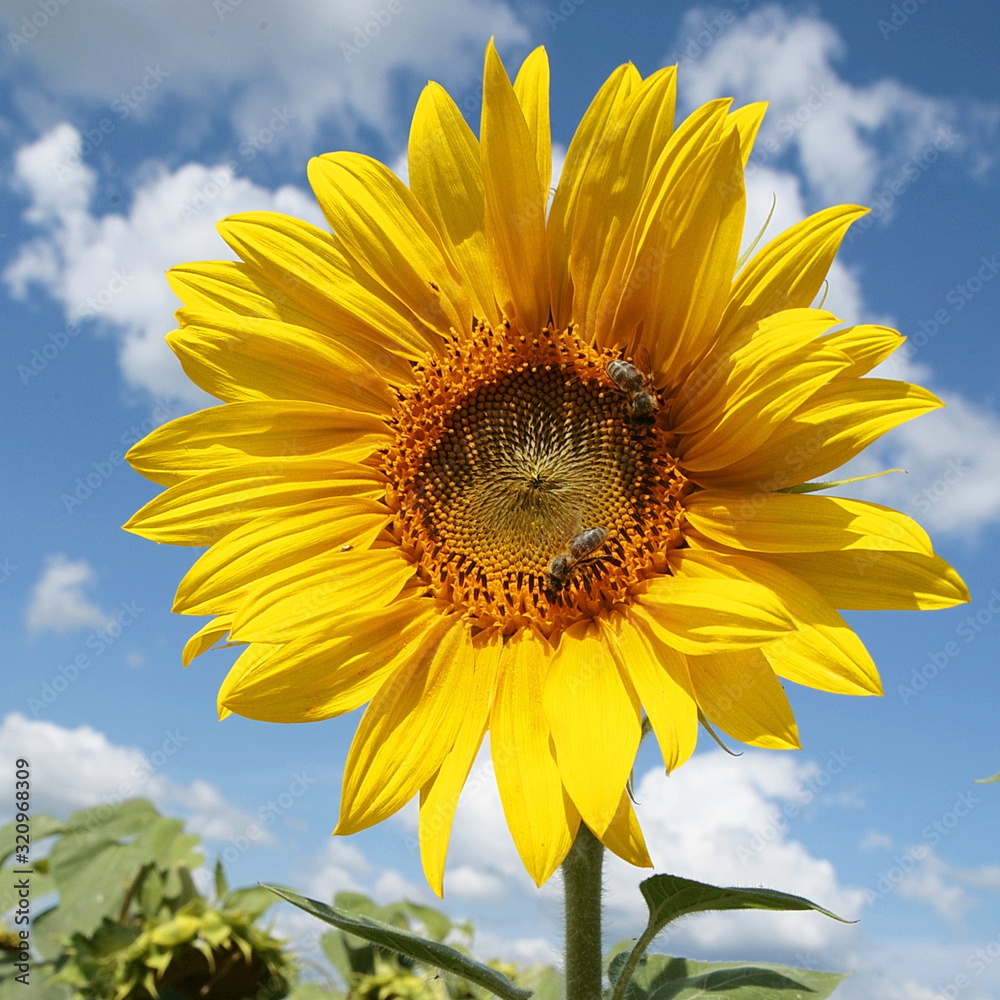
381, 325, 690, 634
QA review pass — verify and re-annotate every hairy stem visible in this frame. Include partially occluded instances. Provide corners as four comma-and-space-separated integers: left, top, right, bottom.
562, 824, 605, 1000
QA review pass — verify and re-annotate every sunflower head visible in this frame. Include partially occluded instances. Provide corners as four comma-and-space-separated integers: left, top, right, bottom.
126, 42, 969, 893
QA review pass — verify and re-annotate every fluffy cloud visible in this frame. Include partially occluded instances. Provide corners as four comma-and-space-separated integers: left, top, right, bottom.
5, 123, 323, 404
25, 554, 112, 635
0, 712, 270, 846
1, 0, 528, 143
602, 752, 869, 958
672, 4, 996, 207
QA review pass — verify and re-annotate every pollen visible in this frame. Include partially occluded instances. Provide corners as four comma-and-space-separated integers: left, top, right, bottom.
382, 324, 692, 634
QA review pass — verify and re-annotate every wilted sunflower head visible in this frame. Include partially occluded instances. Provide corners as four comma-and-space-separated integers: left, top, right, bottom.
125, 42, 968, 893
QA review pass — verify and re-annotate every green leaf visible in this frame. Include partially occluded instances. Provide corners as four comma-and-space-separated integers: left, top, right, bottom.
975, 771, 1000, 783
613, 952, 846, 999
320, 927, 365, 980
0, 814, 64, 867
36, 801, 202, 957
396, 900, 453, 942
136, 867, 165, 916
223, 884, 283, 920
608, 875, 850, 1000
0, 863, 56, 917
263, 884, 532, 1000
517, 964, 563, 1000
639, 874, 849, 930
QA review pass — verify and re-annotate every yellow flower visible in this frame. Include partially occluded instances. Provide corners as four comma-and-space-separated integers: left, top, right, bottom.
125, 43, 969, 893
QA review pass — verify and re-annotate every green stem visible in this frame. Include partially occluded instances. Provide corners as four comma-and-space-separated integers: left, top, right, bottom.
608, 926, 658, 1000
562, 824, 605, 1000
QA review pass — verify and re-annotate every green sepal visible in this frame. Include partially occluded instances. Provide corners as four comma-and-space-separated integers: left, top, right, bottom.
263, 883, 532, 1000
213, 857, 228, 900
782, 469, 904, 494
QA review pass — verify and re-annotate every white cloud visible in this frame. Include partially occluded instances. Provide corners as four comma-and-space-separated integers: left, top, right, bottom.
301, 837, 373, 903
672, 5, 996, 207
1, 0, 528, 141
0, 712, 269, 845
25, 554, 112, 635
5, 123, 323, 403
601, 752, 868, 959
892, 848, 972, 924
859, 829, 895, 851
956, 864, 1000, 892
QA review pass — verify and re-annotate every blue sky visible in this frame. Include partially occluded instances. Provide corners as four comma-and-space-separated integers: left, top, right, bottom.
2, 1, 999, 997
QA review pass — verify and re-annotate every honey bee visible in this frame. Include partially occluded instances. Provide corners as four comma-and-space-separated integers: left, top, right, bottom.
607, 354, 657, 424
547, 526, 609, 591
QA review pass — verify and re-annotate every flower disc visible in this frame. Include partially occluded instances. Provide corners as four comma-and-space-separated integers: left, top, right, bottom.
385, 325, 688, 632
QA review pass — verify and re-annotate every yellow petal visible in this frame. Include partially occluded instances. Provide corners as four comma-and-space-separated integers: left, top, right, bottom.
717, 204, 869, 345
480, 40, 548, 334
419, 631, 502, 896
636, 576, 795, 654
127, 401, 388, 488
182, 614, 234, 667
308, 153, 471, 339
727, 101, 768, 166
765, 550, 970, 610
543, 620, 641, 837
167, 260, 322, 330
408, 82, 497, 326
678, 343, 850, 473
513, 46, 552, 203
491, 628, 579, 886
229, 548, 415, 642
166, 314, 395, 412
685, 490, 933, 556
174, 497, 387, 615
219, 598, 444, 722
593, 98, 732, 353
669, 308, 840, 434
554, 66, 677, 334
124, 458, 383, 545
601, 614, 698, 773
688, 648, 801, 749
547, 61, 641, 326
218, 212, 433, 375
337, 614, 473, 834
600, 789, 653, 869
819, 324, 905, 377
694, 377, 944, 489
602, 121, 745, 377
670, 549, 882, 696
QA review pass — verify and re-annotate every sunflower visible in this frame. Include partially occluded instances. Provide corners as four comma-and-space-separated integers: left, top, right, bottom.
125, 43, 968, 894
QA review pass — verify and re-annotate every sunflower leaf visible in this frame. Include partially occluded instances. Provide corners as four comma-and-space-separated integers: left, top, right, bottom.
607, 949, 846, 999
639, 873, 850, 927
607, 874, 850, 1000
262, 884, 532, 1000
975, 771, 1000, 783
